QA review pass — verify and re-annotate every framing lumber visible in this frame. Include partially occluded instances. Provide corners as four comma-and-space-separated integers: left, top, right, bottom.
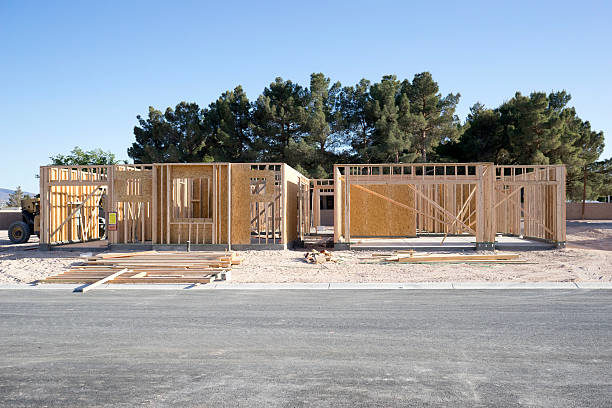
333, 163, 565, 246
441, 185, 477, 244
75, 268, 130, 293
391, 253, 519, 263
39, 161, 566, 249
49, 186, 105, 240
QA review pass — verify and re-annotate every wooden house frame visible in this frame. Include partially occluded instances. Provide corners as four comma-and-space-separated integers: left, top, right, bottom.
39, 163, 308, 250
39, 161, 566, 251
333, 163, 566, 249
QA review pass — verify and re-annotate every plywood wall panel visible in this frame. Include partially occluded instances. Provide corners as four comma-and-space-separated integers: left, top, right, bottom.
349, 184, 416, 237
230, 164, 252, 244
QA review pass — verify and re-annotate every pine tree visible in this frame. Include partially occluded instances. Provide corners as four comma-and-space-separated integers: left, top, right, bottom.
403, 72, 460, 161
7, 186, 29, 207
299, 73, 344, 176
340, 79, 374, 162
205, 86, 255, 162
251, 77, 307, 164
128, 102, 209, 163
367, 75, 405, 162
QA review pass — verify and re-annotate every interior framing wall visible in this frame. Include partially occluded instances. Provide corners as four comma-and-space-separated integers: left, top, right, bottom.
283, 164, 310, 243
494, 165, 566, 243
310, 179, 334, 229
39, 165, 110, 246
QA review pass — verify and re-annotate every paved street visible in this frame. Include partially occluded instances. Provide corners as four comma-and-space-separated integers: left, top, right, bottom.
0, 290, 610, 407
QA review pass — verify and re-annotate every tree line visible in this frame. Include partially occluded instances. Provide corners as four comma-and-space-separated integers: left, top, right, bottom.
127, 72, 461, 178
53, 72, 611, 201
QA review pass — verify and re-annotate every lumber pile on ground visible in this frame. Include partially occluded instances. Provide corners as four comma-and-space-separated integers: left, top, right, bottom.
38, 251, 244, 286
364, 250, 526, 264
304, 249, 337, 264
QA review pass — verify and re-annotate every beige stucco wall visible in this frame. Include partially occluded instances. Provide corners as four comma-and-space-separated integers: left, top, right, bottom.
0, 210, 21, 229
566, 202, 612, 220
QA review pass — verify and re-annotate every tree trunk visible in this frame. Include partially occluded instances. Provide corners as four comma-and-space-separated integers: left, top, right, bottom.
581, 165, 587, 220
421, 131, 427, 162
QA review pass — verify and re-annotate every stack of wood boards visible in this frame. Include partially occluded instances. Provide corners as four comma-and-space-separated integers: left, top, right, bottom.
367, 251, 525, 264
39, 251, 244, 285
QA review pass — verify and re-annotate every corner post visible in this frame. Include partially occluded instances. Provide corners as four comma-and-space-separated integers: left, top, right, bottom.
476, 163, 496, 250
555, 165, 566, 247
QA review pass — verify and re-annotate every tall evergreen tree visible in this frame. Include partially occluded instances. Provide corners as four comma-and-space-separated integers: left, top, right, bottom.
6, 186, 29, 207
205, 86, 254, 162
296, 73, 344, 177
440, 91, 606, 200
367, 75, 414, 162
496, 92, 564, 164
568, 121, 605, 202
437, 103, 505, 162
128, 103, 209, 163
340, 79, 374, 162
251, 77, 307, 164
403, 72, 460, 161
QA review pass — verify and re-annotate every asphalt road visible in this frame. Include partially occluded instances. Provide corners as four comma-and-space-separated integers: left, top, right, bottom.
0, 290, 610, 407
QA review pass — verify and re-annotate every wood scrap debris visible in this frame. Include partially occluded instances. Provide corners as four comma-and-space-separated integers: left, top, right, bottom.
304, 249, 337, 264
38, 251, 244, 289
364, 250, 526, 264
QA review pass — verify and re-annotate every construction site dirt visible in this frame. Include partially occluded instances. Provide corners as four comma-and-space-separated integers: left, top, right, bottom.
1, 220, 610, 285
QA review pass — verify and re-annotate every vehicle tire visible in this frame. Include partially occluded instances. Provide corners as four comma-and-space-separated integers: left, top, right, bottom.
8, 221, 31, 244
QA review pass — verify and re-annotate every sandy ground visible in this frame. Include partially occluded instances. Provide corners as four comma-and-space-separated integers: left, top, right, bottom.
1, 220, 611, 284
0, 234, 83, 284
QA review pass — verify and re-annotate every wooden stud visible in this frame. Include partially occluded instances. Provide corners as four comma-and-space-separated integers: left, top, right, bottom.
75, 268, 130, 293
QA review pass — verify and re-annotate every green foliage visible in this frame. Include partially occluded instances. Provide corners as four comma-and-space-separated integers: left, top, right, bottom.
591, 159, 612, 199
128, 103, 209, 163
50, 146, 118, 165
127, 72, 607, 201
367, 75, 406, 163
339, 79, 374, 162
440, 91, 607, 200
6, 186, 29, 207
205, 86, 255, 162
403, 72, 460, 161
251, 77, 308, 164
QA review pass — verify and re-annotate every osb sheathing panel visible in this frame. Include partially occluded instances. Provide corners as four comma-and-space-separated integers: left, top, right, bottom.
283, 165, 302, 243
349, 184, 416, 237
230, 164, 252, 244
218, 164, 229, 244
170, 165, 213, 179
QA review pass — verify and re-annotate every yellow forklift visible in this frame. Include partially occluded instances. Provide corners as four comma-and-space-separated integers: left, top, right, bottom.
8, 197, 40, 244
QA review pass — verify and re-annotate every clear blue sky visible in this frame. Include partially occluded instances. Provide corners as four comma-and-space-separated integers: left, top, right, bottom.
1, 0, 610, 193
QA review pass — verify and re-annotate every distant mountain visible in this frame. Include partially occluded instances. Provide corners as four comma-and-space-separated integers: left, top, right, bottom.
0, 188, 37, 207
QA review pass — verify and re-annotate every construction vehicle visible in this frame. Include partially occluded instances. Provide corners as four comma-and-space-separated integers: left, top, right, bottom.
8, 197, 40, 244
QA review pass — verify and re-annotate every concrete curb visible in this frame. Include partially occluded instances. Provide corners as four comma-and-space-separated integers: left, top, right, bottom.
1, 282, 611, 290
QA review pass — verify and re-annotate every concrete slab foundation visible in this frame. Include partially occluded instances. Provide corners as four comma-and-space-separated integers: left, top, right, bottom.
341, 235, 556, 251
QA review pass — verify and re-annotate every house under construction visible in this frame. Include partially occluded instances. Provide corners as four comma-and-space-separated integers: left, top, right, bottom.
38, 162, 566, 250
